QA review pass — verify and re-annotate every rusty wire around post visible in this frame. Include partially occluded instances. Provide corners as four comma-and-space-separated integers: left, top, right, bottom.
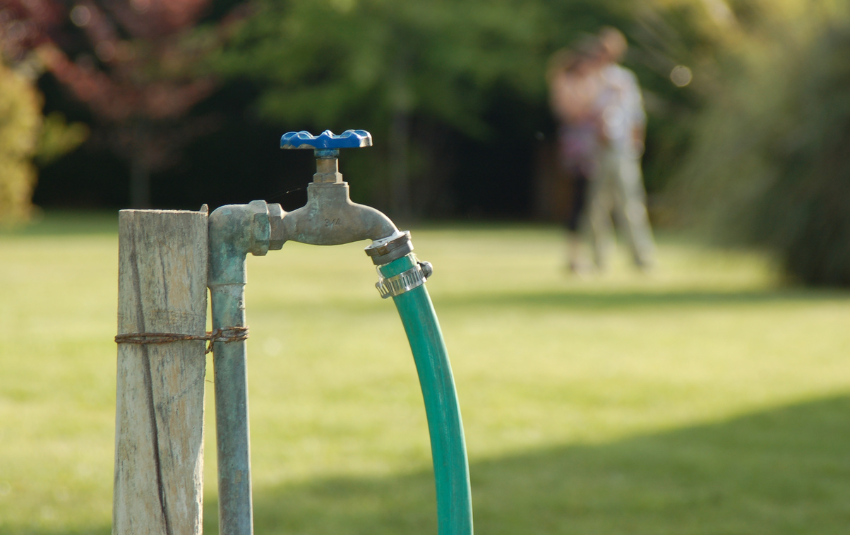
114, 327, 249, 354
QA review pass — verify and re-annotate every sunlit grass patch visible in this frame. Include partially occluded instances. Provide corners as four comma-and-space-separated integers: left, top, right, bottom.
1, 212, 848, 534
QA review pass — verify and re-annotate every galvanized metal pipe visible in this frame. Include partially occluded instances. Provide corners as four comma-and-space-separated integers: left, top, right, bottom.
208, 201, 270, 535
210, 284, 252, 535
379, 253, 474, 535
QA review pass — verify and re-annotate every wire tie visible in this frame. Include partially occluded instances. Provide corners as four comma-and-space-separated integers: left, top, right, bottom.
115, 327, 249, 354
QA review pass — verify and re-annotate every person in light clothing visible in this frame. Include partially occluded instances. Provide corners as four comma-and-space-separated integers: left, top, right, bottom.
586, 27, 656, 270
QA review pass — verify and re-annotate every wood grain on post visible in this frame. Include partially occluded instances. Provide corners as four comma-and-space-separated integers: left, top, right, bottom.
115, 209, 208, 535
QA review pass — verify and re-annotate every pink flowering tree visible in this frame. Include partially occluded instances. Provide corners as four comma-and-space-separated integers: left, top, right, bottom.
1, 0, 242, 207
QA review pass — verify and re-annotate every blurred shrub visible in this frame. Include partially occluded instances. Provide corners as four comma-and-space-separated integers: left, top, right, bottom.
0, 60, 89, 222
0, 61, 41, 222
675, 3, 850, 285
35, 112, 89, 167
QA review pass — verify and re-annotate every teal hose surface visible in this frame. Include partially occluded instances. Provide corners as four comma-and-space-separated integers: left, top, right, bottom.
379, 255, 474, 535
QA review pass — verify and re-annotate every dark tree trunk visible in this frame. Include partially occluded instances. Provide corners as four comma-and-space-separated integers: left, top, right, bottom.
130, 123, 151, 208
389, 109, 411, 219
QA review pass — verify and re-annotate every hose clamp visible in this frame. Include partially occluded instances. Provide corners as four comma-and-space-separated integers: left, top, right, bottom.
376, 258, 433, 299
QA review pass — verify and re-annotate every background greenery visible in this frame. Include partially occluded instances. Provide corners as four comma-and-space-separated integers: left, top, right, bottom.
4, 0, 850, 281
7, 0, 849, 281
207, 0, 719, 216
23, 0, 719, 216
2, 214, 850, 534
0, 61, 40, 222
672, 1, 850, 285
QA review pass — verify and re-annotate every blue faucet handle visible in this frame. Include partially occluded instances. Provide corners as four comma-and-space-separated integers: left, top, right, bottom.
280, 129, 372, 150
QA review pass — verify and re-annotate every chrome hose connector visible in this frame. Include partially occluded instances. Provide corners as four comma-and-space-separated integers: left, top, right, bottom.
365, 230, 413, 265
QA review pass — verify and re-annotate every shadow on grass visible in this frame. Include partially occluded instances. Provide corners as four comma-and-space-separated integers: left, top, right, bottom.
200, 395, 850, 535
436, 288, 850, 310
12, 396, 847, 534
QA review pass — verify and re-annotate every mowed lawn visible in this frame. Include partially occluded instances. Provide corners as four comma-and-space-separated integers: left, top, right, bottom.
1, 212, 850, 535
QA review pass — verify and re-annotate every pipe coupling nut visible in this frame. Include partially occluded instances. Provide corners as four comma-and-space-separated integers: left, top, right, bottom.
248, 200, 270, 256
268, 203, 286, 250
365, 231, 413, 265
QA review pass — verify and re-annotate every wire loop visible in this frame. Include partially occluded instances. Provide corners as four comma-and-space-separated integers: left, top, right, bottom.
115, 327, 249, 354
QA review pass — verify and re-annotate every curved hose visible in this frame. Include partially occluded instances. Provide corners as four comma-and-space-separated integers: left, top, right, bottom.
379, 254, 474, 535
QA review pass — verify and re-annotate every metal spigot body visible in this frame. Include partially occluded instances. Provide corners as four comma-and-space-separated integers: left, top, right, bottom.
270, 130, 402, 247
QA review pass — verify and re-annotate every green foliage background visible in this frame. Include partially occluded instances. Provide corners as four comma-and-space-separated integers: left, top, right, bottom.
213, 0, 719, 213
216, 0, 716, 130
12, 0, 850, 284
674, 1, 850, 285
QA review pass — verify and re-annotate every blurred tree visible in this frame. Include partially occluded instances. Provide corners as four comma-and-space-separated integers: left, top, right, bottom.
0, 60, 40, 221
0, 0, 241, 207
216, 0, 550, 217
215, 0, 727, 219
3, 0, 731, 217
674, 1, 850, 285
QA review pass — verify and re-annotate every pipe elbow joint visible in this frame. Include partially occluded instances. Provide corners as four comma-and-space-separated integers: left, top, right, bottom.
209, 200, 271, 286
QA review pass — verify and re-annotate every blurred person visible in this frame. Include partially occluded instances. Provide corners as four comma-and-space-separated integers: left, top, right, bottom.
547, 42, 601, 272
586, 27, 656, 271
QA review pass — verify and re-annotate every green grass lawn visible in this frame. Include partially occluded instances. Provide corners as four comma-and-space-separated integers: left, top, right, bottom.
2, 212, 850, 534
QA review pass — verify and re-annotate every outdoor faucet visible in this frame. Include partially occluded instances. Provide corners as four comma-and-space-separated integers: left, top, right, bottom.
206, 129, 471, 535
269, 130, 402, 248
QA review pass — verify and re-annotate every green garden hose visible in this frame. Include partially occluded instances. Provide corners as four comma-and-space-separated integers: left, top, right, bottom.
379, 253, 474, 535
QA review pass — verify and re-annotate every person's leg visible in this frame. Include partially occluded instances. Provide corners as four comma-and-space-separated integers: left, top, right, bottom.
613, 151, 656, 268
566, 177, 589, 272
586, 153, 616, 270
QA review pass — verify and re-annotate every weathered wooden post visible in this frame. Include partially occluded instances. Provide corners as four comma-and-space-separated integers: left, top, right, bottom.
114, 209, 208, 535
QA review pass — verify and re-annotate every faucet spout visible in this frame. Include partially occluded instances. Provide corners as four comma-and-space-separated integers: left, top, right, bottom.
271, 182, 399, 246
